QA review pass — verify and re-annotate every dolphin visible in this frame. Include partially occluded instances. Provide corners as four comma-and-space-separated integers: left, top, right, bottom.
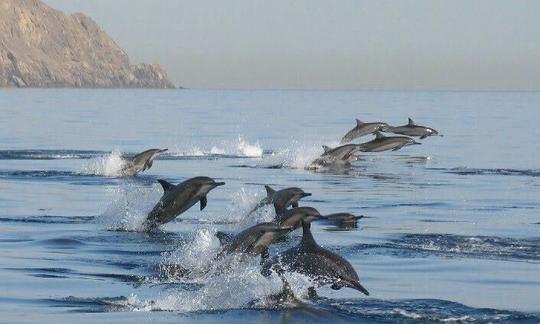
216, 222, 292, 261
322, 213, 364, 229
277, 207, 327, 230
215, 207, 326, 251
340, 119, 389, 144
309, 144, 362, 168
120, 148, 168, 176
248, 185, 312, 217
262, 221, 369, 297
385, 118, 439, 139
142, 177, 225, 230
359, 131, 420, 152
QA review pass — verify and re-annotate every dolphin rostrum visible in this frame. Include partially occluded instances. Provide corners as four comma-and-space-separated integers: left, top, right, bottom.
340, 119, 389, 144
248, 185, 312, 217
262, 221, 369, 297
142, 176, 225, 230
308, 144, 362, 168
121, 148, 168, 176
385, 118, 439, 139
359, 131, 420, 152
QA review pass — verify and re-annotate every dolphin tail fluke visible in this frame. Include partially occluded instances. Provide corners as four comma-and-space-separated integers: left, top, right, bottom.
264, 185, 276, 197
200, 196, 207, 210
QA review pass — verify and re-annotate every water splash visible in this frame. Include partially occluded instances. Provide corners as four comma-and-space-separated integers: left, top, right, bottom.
169, 137, 263, 158
80, 151, 127, 177
219, 187, 275, 227
96, 182, 160, 231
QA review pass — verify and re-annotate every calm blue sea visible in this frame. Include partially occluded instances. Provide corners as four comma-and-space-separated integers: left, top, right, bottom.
0, 89, 539, 323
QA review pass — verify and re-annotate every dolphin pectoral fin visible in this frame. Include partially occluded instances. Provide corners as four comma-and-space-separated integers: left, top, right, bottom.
349, 281, 370, 296
142, 161, 151, 171
157, 179, 175, 192
291, 202, 299, 208
200, 196, 207, 210
391, 146, 402, 151
420, 135, 428, 139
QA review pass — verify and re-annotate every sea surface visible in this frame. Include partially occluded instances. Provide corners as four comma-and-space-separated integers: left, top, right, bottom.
0, 89, 539, 323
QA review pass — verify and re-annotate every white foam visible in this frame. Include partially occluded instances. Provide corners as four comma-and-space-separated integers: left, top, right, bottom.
236, 137, 263, 157
154, 226, 286, 312
171, 146, 206, 157
169, 137, 263, 158
263, 140, 327, 169
79, 151, 126, 177
96, 182, 160, 231
217, 187, 275, 227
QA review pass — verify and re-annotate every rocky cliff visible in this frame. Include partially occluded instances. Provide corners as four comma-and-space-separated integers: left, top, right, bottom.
0, 0, 175, 88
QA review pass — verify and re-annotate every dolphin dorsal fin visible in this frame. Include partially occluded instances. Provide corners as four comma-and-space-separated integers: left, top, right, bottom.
215, 231, 233, 246
408, 118, 415, 126
374, 131, 385, 139
356, 119, 364, 127
264, 185, 276, 197
157, 179, 175, 192
322, 145, 332, 153
300, 221, 317, 250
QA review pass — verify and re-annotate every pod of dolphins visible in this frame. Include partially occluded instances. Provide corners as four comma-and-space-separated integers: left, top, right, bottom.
309, 117, 439, 168
111, 117, 439, 302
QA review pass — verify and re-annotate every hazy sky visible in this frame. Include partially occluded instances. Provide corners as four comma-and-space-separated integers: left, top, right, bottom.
44, 0, 540, 90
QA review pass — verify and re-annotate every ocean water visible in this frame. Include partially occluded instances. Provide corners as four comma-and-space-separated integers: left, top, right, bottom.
0, 89, 539, 323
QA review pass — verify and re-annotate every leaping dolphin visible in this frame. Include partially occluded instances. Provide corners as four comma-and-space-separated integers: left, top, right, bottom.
121, 148, 167, 176
385, 118, 439, 139
247, 185, 312, 217
262, 221, 369, 297
216, 222, 292, 261
277, 206, 326, 230
142, 177, 225, 231
215, 207, 326, 250
308, 144, 361, 168
359, 131, 420, 152
340, 119, 389, 144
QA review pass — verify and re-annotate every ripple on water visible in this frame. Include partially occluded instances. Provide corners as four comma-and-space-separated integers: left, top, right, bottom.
41, 295, 540, 323
338, 233, 540, 262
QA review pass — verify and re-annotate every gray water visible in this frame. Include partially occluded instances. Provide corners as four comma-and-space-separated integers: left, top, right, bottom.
0, 89, 539, 323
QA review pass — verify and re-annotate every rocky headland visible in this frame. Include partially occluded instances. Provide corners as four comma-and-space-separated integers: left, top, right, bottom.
0, 0, 175, 88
